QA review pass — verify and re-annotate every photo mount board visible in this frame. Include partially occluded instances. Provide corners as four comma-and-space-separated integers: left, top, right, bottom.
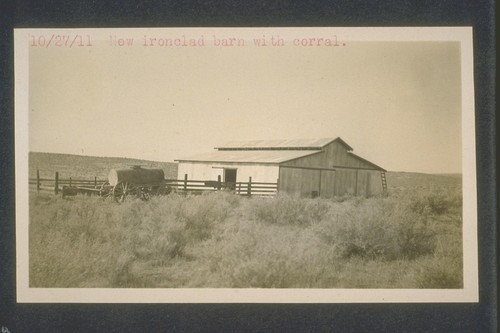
15, 27, 478, 303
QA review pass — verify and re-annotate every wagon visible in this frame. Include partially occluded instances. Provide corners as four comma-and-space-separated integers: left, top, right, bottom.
100, 166, 169, 202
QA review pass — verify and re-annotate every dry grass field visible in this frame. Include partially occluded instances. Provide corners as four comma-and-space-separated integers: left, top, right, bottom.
28, 153, 463, 289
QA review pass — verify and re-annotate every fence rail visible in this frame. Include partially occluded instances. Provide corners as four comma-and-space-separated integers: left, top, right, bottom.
29, 171, 278, 197
164, 175, 278, 197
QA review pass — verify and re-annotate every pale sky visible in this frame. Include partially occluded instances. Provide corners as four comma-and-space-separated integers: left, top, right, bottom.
29, 31, 462, 173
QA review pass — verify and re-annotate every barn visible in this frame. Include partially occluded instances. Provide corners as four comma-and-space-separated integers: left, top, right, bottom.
175, 137, 387, 198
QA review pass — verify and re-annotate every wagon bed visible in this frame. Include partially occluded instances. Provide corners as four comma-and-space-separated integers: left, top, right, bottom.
61, 166, 169, 202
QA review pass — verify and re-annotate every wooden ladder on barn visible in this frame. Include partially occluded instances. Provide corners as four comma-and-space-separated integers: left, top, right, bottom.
380, 172, 387, 192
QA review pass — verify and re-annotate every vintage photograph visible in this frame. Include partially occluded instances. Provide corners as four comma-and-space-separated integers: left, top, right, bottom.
15, 27, 477, 302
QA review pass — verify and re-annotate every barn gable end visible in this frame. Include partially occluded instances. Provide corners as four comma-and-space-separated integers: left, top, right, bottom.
281, 139, 385, 171
277, 140, 385, 197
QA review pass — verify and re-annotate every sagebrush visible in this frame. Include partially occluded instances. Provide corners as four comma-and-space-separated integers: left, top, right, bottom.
30, 186, 463, 288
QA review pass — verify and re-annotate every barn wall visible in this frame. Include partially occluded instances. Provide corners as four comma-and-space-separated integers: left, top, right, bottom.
365, 170, 384, 195
177, 162, 279, 183
279, 168, 337, 198
320, 169, 336, 198
334, 169, 383, 196
279, 167, 383, 197
278, 168, 319, 197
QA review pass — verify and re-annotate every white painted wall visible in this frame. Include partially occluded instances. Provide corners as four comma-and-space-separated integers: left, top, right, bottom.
177, 162, 279, 183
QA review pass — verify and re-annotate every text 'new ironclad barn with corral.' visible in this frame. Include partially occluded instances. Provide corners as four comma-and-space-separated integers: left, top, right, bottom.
176, 137, 387, 198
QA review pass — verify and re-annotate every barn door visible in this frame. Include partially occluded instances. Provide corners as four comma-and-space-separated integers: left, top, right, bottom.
224, 168, 237, 190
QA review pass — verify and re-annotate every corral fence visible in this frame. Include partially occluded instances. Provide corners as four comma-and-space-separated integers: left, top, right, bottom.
29, 170, 278, 198
165, 174, 278, 197
29, 170, 106, 196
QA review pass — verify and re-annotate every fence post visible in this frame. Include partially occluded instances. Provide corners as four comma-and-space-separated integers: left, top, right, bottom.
318, 170, 322, 197
94, 176, 97, 188
69, 177, 72, 187
247, 176, 252, 197
54, 172, 59, 195
36, 169, 40, 193
354, 169, 359, 196
276, 178, 279, 193
184, 174, 188, 191
217, 175, 222, 190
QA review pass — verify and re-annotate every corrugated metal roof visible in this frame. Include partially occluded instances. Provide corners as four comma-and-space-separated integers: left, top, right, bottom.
215, 137, 340, 150
176, 150, 322, 164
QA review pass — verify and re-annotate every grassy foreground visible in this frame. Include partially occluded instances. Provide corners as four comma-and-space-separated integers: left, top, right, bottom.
29, 188, 463, 288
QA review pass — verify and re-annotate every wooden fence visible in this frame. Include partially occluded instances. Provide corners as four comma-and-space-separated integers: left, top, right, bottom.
29, 171, 278, 197
165, 174, 278, 197
29, 170, 107, 195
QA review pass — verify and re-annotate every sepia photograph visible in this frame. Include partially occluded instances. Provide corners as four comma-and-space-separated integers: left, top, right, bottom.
15, 27, 477, 303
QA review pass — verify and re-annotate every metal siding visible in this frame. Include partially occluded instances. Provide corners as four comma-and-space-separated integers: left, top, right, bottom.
177, 162, 220, 181
320, 169, 336, 198
279, 167, 320, 197
279, 167, 300, 196
369, 170, 383, 194
178, 162, 279, 183
300, 169, 321, 197
355, 170, 367, 196
352, 170, 383, 196
329, 169, 345, 195
366, 172, 372, 196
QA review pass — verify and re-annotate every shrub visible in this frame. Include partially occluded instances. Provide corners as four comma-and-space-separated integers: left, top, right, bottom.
29, 194, 119, 287
109, 250, 136, 287
173, 191, 239, 241
110, 191, 239, 266
415, 255, 463, 288
252, 194, 329, 226
323, 197, 436, 260
190, 220, 339, 288
408, 188, 462, 216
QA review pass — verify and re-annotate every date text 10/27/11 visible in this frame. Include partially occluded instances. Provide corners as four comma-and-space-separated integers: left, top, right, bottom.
30, 34, 93, 48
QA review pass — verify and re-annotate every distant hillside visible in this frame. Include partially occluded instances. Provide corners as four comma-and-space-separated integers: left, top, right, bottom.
386, 171, 461, 190
29, 152, 178, 180
29, 152, 461, 190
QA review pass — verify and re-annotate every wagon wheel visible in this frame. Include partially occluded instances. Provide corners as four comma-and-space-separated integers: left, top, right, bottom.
140, 184, 164, 200
99, 181, 112, 198
154, 182, 171, 196
138, 186, 152, 201
112, 182, 137, 202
